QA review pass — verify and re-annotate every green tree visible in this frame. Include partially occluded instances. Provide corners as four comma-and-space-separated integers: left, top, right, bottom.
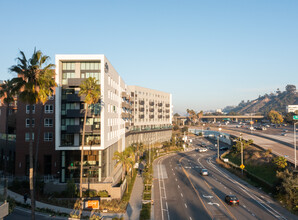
78, 77, 101, 204
10, 49, 54, 220
268, 110, 283, 124
276, 169, 298, 211
0, 79, 17, 174
273, 156, 287, 169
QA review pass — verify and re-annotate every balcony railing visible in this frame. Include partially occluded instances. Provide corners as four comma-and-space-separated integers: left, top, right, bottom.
158, 115, 162, 119
139, 108, 144, 112
66, 125, 100, 134
166, 109, 170, 113
66, 94, 85, 102
149, 115, 154, 119
149, 108, 154, 112
158, 103, 162, 107
166, 104, 170, 107
149, 102, 154, 106
139, 114, 144, 119
158, 109, 162, 113
66, 109, 92, 118
139, 100, 144, 105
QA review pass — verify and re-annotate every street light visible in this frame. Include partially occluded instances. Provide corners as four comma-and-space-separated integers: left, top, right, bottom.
240, 133, 243, 175
294, 122, 297, 169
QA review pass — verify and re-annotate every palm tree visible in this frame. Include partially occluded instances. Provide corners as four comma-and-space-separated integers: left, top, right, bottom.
78, 77, 100, 203
0, 79, 17, 174
10, 49, 54, 220
113, 151, 128, 181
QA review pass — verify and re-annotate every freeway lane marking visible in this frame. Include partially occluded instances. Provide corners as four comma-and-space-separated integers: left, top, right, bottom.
207, 202, 220, 206
185, 203, 188, 208
203, 195, 213, 199
181, 193, 183, 197
178, 185, 180, 188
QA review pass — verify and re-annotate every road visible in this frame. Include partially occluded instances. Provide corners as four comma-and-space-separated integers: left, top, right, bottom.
153, 138, 297, 220
208, 124, 297, 165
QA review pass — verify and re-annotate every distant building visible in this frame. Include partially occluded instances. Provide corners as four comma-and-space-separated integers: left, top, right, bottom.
286, 105, 298, 113
216, 109, 222, 113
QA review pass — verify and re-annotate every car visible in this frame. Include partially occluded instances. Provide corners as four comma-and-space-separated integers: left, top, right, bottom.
200, 169, 208, 176
199, 148, 208, 152
281, 133, 287, 136
283, 129, 288, 132
225, 195, 239, 205
236, 125, 240, 128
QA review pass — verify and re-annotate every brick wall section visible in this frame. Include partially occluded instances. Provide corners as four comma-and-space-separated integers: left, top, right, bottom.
15, 97, 60, 177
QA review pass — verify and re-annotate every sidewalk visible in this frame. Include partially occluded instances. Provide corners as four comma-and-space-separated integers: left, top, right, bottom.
7, 189, 124, 219
124, 175, 144, 220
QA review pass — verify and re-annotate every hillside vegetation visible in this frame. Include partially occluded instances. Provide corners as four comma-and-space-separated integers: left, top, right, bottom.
224, 85, 298, 115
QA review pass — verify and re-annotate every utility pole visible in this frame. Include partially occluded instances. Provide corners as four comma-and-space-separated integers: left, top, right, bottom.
240, 134, 243, 175
217, 136, 220, 159
294, 122, 297, 169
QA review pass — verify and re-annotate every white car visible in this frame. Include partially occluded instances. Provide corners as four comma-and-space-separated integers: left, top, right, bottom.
199, 148, 208, 152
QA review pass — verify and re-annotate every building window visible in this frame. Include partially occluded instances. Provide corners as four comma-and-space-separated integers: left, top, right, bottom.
25, 133, 34, 141
44, 132, 53, 141
62, 62, 75, 70
44, 118, 53, 127
26, 105, 30, 114
26, 118, 35, 127
45, 104, 54, 113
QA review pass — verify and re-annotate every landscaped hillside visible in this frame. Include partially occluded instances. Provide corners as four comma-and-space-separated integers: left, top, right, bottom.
224, 85, 298, 115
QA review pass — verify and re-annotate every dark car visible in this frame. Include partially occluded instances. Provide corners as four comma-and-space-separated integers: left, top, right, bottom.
225, 195, 239, 205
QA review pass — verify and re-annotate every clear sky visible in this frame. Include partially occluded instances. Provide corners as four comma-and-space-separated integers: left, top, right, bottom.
0, 0, 297, 114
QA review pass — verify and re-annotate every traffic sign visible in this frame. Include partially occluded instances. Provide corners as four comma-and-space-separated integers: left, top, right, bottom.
240, 164, 245, 169
293, 115, 298, 120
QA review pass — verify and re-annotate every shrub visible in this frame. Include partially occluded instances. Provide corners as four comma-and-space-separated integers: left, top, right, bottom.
97, 190, 109, 197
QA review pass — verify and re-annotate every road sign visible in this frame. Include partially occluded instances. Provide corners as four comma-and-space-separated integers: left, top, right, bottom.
293, 115, 298, 120
240, 164, 245, 169
85, 200, 99, 209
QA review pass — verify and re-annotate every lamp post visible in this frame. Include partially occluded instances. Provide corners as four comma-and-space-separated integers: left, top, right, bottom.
240, 133, 243, 175
294, 122, 297, 169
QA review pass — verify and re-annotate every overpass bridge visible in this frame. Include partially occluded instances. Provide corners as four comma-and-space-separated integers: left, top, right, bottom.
174, 115, 265, 125
201, 115, 264, 122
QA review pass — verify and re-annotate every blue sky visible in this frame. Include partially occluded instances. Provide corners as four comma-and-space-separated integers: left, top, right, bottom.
0, 0, 297, 114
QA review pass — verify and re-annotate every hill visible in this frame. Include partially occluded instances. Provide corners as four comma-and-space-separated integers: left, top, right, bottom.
224, 85, 298, 115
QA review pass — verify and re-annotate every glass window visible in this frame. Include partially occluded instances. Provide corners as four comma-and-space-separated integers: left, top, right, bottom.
25, 133, 34, 141
45, 104, 53, 113
26, 105, 30, 114
44, 118, 53, 127
44, 132, 53, 141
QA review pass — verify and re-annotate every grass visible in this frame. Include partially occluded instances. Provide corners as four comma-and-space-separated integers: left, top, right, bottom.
224, 150, 278, 186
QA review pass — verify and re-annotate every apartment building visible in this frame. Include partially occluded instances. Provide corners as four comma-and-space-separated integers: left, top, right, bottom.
55, 55, 132, 184
126, 85, 172, 146
55, 54, 172, 186
15, 95, 59, 177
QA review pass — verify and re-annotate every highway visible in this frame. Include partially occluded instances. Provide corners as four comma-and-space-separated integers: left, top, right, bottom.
207, 124, 297, 165
153, 138, 297, 220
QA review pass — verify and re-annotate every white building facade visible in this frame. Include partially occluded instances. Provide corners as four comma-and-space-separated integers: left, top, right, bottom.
55, 55, 172, 185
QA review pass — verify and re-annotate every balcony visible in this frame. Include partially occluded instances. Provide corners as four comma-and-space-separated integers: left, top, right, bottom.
158, 115, 162, 119
125, 122, 130, 127
139, 100, 144, 105
66, 94, 85, 102
139, 108, 144, 112
121, 112, 130, 118
139, 114, 144, 119
158, 109, 162, 113
149, 101, 154, 106
66, 109, 92, 118
121, 92, 129, 100
166, 104, 170, 107
166, 109, 170, 113
122, 102, 131, 109
158, 103, 162, 107
149, 108, 154, 112
66, 125, 100, 134
166, 115, 170, 118
68, 78, 84, 87
149, 115, 154, 119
